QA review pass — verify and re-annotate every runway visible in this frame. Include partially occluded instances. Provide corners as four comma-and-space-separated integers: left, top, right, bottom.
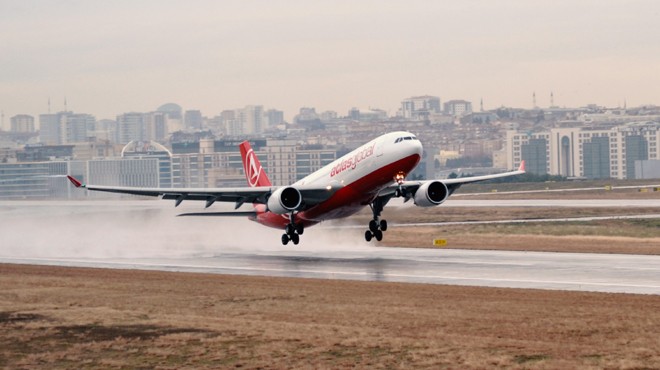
3, 248, 660, 295
1, 200, 660, 295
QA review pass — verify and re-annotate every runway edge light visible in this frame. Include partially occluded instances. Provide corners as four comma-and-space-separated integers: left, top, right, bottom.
433, 239, 447, 247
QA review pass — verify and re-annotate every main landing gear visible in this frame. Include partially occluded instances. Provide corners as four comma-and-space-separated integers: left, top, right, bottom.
282, 213, 304, 245
365, 197, 388, 242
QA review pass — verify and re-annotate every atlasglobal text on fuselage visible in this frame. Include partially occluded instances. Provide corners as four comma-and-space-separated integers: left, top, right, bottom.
67, 131, 525, 245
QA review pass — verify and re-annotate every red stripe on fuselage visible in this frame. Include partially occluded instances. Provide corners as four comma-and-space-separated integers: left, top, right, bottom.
253, 153, 421, 229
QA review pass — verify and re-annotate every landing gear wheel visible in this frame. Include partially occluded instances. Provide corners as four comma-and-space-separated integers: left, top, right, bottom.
380, 219, 388, 232
283, 214, 304, 245
366, 196, 391, 242
365, 230, 373, 242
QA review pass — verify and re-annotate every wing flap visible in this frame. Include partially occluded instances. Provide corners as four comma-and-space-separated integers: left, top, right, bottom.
69, 179, 342, 210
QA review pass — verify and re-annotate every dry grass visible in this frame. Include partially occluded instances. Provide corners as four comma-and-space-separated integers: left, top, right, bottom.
1, 264, 660, 369
343, 206, 660, 254
460, 179, 660, 198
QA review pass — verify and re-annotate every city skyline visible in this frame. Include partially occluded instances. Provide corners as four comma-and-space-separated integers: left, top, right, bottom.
2, 1, 660, 128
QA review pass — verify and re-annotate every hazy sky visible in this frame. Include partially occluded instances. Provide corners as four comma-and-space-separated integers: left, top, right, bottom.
1, 0, 660, 127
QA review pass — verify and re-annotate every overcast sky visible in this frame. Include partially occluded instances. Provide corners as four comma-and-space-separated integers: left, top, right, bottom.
1, 0, 659, 127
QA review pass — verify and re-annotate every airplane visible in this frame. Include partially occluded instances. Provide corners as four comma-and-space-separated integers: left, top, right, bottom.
67, 131, 525, 245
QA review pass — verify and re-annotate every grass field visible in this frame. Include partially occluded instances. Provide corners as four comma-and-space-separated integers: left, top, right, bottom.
348, 205, 660, 254
1, 264, 660, 369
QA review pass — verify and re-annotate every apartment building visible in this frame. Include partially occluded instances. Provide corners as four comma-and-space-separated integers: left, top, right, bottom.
172, 139, 336, 187
505, 121, 660, 179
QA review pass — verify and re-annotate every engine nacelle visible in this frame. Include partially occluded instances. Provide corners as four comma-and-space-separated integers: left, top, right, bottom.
267, 186, 303, 214
413, 181, 449, 207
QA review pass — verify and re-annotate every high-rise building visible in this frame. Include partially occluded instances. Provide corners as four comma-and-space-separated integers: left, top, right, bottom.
625, 135, 648, 179
320, 111, 338, 121
400, 96, 441, 120
144, 112, 168, 141
444, 100, 473, 116
348, 108, 360, 120
171, 139, 336, 187
295, 107, 319, 123
220, 110, 235, 122
184, 110, 203, 131
117, 112, 146, 144
39, 114, 61, 144
62, 113, 95, 143
583, 136, 610, 179
95, 119, 119, 143
38, 112, 95, 145
265, 109, 284, 127
242, 105, 264, 134
505, 121, 660, 179
157, 103, 183, 132
10, 115, 35, 133
520, 138, 548, 175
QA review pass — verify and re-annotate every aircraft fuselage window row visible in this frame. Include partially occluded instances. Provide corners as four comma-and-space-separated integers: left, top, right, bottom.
394, 136, 418, 143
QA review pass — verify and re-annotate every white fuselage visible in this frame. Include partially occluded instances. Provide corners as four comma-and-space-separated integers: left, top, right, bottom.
253, 131, 423, 227
294, 131, 423, 190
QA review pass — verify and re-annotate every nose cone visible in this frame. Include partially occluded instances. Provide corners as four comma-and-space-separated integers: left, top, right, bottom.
408, 138, 423, 159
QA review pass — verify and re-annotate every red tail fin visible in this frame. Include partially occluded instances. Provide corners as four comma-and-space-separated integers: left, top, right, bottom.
239, 141, 271, 187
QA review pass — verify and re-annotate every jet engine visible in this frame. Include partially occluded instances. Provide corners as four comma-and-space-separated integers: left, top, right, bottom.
413, 181, 449, 207
267, 186, 303, 214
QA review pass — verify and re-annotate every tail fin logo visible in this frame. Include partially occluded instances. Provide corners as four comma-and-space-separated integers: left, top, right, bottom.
245, 149, 262, 187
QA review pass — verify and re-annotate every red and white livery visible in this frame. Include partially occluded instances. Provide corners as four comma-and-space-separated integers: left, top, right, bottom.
67, 131, 525, 245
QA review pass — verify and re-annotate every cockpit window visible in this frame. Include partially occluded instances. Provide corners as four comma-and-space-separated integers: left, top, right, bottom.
394, 136, 418, 143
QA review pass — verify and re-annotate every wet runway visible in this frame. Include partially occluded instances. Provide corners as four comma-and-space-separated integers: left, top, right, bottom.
1, 200, 660, 295
3, 248, 660, 295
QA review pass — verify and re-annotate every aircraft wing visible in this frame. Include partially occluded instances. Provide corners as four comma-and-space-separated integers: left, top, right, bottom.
377, 161, 526, 200
66, 176, 340, 209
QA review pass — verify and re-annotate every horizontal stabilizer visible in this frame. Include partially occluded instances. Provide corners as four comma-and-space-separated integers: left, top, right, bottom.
177, 211, 256, 217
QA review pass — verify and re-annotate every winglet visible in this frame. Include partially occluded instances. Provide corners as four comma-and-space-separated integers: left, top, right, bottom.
67, 175, 83, 188
518, 160, 526, 172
